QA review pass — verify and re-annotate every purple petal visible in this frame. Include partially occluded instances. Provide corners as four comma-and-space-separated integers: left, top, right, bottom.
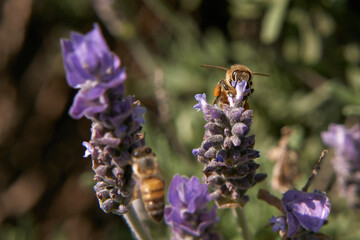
232, 122, 248, 136
61, 39, 93, 87
235, 80, 249, 100
230, 135, 241, 147
168, 174, 185, 207
192, 148, 199, 157
99, 66, 127, 88
209, 108, 225, 120
69, 88, 108, 119
70, 24, 111, 72
188, 183, 209, 213
269, 216, 286, 233
230, 108, 244, 122
290, 193, 331, 232
82, 141, 93, 157
215, 150, 227, 162
287, 210, 300, 236
194, 93, 208, 112
282, 190, 331, 236
184, 176, 201, 203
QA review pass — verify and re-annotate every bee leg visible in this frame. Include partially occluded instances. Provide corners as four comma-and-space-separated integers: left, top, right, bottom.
220, 79, 231, 91
213, 95, 220, 105
250, 88, 254, 95
213, 82, 222, 105
244, 101, 250, 110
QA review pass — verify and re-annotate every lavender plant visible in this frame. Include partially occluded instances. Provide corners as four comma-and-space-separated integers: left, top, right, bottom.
60, 24, 146, 216
60, 23, 334, 240
192, 81, 267, 208
322, 123, 360, 208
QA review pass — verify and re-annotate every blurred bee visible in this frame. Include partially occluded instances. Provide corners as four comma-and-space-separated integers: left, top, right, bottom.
201, 64, 269, 109
131, 146, 165, 222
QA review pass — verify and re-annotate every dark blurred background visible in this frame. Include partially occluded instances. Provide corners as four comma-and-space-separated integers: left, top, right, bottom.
1, 0, 360, 239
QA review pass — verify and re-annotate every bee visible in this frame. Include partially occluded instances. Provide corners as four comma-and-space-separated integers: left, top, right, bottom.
201, 64, 269, 109
131, 146, 165, 222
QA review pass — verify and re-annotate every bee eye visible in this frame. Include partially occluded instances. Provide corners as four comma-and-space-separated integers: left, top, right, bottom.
232, 70, 239, 81
145, 147, 152, 153
242, 71, 251, 81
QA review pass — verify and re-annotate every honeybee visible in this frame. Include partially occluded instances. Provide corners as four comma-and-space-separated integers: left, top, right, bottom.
201, 64, 269, 109
131, 146, 165, 222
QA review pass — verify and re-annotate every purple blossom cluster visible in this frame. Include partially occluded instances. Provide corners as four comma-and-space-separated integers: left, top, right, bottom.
268, 189, 331, 238
192, 81, 267, 208
61, 24, 146, 215
165, 174, 221, 240
322, 123, 360, 208
283, 190, 330, 237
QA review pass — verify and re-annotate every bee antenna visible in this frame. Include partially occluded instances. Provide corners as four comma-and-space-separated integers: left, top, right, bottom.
253, 72, 270, 77
200, 64, 229, 71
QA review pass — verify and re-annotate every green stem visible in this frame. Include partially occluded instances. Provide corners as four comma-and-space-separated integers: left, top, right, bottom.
123, 205, 153, 240
232, 207, 253, 240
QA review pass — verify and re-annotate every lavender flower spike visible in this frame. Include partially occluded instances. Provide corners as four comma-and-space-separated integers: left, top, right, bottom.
193, 80, 266, 208
165, 174, 221, 240
61, 24, 146, 216
321, 123, 360, 208
282, 189, 331, 237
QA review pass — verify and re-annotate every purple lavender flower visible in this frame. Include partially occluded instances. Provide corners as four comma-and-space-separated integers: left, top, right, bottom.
194, 93, 208, 112
193, 81, 266, 208
61, 24, 146, 215
61, 23, 126, 119
321, 123, 360, 208
282, 189, 331, 237
269, 216, 286, 233
165, 174, 221, 240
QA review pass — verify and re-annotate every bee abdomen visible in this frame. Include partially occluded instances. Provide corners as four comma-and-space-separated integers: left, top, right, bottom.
141, 177, 165, 222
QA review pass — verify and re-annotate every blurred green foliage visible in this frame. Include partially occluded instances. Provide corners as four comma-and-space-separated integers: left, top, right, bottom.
1, 0, 360, 239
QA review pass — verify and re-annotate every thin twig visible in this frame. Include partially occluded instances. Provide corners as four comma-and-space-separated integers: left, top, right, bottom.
302, 149, 328, 192
257, 189, 285, 214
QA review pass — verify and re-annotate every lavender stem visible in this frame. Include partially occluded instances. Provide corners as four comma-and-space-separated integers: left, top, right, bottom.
123, 205, 153, 240
233, 206, 253, 240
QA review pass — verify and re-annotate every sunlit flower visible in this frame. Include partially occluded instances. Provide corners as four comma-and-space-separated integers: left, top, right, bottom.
282, 189, 331, 237
61, 23, 126, 119
165, 174, 221, 240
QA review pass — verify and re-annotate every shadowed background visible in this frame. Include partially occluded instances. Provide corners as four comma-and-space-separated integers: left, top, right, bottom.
1, 0, 360, 239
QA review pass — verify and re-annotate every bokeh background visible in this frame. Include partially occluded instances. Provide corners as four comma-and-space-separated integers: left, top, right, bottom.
1, 0, 360, 239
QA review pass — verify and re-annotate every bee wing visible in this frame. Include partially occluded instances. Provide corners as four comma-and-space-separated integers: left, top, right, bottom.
130, 179, 141, 201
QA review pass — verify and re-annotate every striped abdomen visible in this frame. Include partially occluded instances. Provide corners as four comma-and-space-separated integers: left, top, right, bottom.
140, 177, 165, 222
